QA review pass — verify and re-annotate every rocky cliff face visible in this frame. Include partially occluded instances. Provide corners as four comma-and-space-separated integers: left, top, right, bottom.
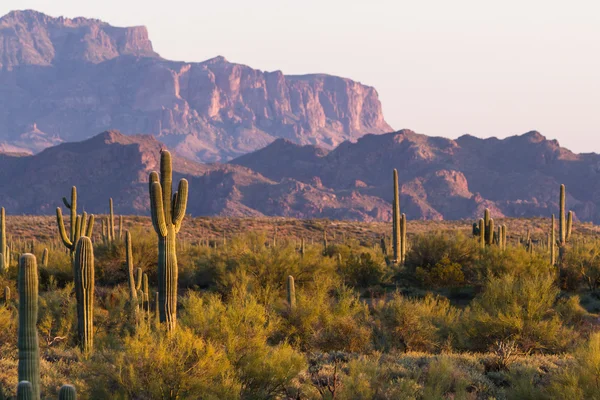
0, 10, 392, 162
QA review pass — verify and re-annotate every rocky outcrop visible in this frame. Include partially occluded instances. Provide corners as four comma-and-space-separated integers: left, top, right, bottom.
0, 10, 392, 162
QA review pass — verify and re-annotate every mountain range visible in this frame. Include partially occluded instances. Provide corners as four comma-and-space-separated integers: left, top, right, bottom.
0, 129, 598, 224
0, 10, 391, 162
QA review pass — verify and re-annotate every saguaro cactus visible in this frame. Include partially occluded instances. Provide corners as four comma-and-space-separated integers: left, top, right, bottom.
551, 214, 556, 266
0, 207, 9, 273
74, 237, 94, 355
487, 218, 495, 246
3, 286, 9, 305
56, 187, 95, 259
58, 385, 77, 400
18, 254, 40, 400
149, 150, 188, 330
41, 249, 48, 268
109, 198, 115, 243
287, 275, 296, 309
16, 381, 33, 400
392, 169, 401, 263
478, 219, 485, 249
125, 231, 138, 304
559, 184, 566, 245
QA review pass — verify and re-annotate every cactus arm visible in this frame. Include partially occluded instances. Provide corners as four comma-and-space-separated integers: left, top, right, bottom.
80, 212, 87, 238
62, 197, 71, 209
70, 187, 77, 243
85, 215, 95, 238
150, 182, 168, 237
56, 208, 73, 249
58, 384, 77, 400
173, 179, 188, 233
160, 151, 173, 226
125, 231, 137, 302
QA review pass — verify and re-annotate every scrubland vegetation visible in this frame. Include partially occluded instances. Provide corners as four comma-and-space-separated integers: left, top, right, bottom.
1, 159, 600, 399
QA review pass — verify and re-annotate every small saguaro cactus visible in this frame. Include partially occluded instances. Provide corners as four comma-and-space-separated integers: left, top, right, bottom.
287, 275, 296, 309
56, 187, 95, 259
3, 286, 9, 306
149, 150, 188, 331
118, 215, 123, 241
18, 254, 40, 400
58, 385, 77, 400
109, 198, 115, 243
125, 231, 137, 303
16, 381, 33, 400
300, 238, 305, 257
478, 219, 485, 249
487, 218, 495, 246
400, 213, 407, 263
392, 169, 401, 263
550, 214, 556, 266
74, 237, 94, 356
0, 207, 9, 273
41, 249, 48, 268
323, 230, 328, 251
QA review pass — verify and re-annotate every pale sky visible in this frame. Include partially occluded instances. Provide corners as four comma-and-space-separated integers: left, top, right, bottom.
1, 0, 599, 153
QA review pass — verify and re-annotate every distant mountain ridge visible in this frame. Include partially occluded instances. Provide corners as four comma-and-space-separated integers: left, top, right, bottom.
0, 10, 392, 162
0, 129, 599, 224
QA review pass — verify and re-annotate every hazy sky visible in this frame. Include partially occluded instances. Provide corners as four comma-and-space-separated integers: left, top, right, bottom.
1, 0, 599, 153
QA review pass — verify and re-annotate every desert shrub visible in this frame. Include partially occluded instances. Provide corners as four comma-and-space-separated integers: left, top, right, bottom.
460, 271, 575, 352
404, 232, 477, 286
561, 242, 600, 291
372, 293, 459, 353
337, 355, 420, 400
415, 256, 465, 288
472, 245, 552, 284
340, 250, 389, 289
422, 356, 471, 400
546, 332, 600, 399
85, 326, 240, 399
37, 282, 76, 348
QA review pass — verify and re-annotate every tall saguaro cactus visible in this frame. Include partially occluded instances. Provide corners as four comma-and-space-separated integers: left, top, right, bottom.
56, 187, 95, 259
18, 254, 40, 400
149, 150, 188, 331
559, 184, 566, 245
0, 207, 9, 273
392, 169, 401, 263
125, 231, 138, 306
287, 275, 296, 309
74, 237, 94, 356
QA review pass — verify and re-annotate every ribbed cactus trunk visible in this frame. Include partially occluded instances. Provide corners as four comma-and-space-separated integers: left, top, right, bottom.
478, 219, 485, 249
287, 275, 296, 309
559, 184, 566, 245
3, 286, 9, 305
109, 198, 115, 243
17, 254, 40, 400
16, 381, 33, 400
41, 249, 48, 268
0, 207, 8, 273
118, 215, 123, 241
392, 169, 401, 263
566, 211, 573, 242
551, 214, 556, 266
74, 237, 94, 356
149, 150, 188, 331
486, 218, 494, 246
125, 231, 138, 304
58, 384, 77, 400
300, 238, 305, 257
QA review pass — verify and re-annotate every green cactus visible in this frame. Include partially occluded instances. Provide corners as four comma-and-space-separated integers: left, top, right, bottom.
142, 273, 149, 313
18, 255, 40, 400
149, 150, 188, 330
380, 236, 387, 256
16, 381, 33, 400
154, 291, 160, 327
0, 208, 9, 273
551, 214, 556, 266
392, 169, 401, 263
56, 187, 95, 259
135, 267, 143, 291
487, 218, 494, 246
559, 184, 566, 245
118, 215, 123, 241
478, 219, 485, 249
58, 384, 77, 400
41, 249, 48, 268
400, 213, 407, 263
125, 231, 138, 318
300, 238, 305, 257
109, 198, 115, 243
73, 237, 94, 356
3, 286, 9, 306
287, 275, 296, 309
323, 230, 328, 251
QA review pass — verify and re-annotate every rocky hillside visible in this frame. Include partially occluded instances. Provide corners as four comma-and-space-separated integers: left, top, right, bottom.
0, 129, 599, 224
0, 10, 392, 162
